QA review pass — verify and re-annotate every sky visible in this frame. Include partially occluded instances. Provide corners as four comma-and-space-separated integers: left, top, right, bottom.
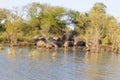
0, 0, 120, 18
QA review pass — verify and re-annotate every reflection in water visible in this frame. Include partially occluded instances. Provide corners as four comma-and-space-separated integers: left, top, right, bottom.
0, 47, 120, 80
0, 44, 4, 50
7, 47, 23, 58
84, 52, 120, 80
28, 49, 40, 57
52, 52, 57, 57
7, 47, 17, 58
84, 52, 105, 80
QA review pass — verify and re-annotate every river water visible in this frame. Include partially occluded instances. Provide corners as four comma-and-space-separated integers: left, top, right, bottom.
0, 47, 120, 80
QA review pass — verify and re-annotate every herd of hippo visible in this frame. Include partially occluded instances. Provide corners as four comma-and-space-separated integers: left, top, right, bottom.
32, 32, 88, 50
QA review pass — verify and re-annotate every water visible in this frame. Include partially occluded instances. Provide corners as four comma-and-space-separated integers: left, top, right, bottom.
0, 47, 120, 80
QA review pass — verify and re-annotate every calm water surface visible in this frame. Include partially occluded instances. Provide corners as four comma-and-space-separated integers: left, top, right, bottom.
0, 47, 120, 80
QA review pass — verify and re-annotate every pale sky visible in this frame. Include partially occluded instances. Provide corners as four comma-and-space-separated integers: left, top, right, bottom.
0, 0, 120, 18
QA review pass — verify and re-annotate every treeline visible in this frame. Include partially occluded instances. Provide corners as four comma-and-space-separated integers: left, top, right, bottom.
0, 2, 120, 52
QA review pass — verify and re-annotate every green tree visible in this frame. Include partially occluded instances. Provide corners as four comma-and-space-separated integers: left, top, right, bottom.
85, 2, 107, 51
25, 2, 67, 37
90, 2, 106, 13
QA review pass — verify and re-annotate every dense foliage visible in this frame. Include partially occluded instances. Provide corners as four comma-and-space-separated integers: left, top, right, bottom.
0, 2, 120, 52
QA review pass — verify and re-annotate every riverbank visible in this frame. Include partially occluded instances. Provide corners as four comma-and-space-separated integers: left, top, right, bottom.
0, 41, 119, 54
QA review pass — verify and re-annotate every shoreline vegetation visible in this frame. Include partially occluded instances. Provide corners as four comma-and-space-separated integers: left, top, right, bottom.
0, 2, 120, 53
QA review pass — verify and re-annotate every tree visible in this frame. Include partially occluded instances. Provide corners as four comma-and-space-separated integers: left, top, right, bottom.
0, 8, 10, 32
3, 7, 30, 44
84, 2, 107, 52
25, 2, 67, 37
90, 2, 106, 13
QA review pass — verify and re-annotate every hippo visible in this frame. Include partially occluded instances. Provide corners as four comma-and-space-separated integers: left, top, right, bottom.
63, 41, 74, 48
46, 42, 58, 49
74, 41, 86, 47
37, 40, 62, 49
48, 37, 63, 47
36, 40, 46, 47
73, 36, 86, 49
61, 32, 74, 43
32, 35, 41, 42
32, 35, 47, 45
